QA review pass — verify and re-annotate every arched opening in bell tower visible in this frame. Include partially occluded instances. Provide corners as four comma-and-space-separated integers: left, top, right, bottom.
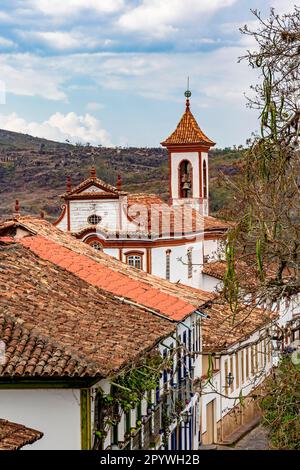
179, 160, 193, 198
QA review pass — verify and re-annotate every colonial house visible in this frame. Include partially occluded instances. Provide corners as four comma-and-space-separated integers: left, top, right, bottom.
0, 216, 224, 450
201, 261, 300, 351
0, 230, 175, 449
198, 261, 300, 445
53, 94, 228, 289
199, 300, 275, 445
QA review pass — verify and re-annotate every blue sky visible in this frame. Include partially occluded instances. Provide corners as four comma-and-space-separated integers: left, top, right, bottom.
0, 0, 296, 147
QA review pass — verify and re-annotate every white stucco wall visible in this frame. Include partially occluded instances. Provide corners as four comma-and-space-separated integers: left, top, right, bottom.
201, 326, 273, 436
69, 200, 122, 233
151, 240, 203, 288
0, 389, 81, 450
199, 273, 221, 292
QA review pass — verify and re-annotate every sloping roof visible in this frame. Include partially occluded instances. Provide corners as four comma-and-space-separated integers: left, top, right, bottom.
20, 235, 197, 321
202, 260, 296, 287
0, 217, 214, 316
0, 241, 175, 378
0, 419, 43, 450
201, 298, 276, 352
127, 195, 229, 234
161, 101, 215, 147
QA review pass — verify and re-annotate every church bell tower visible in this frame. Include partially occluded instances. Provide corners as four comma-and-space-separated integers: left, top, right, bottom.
161, 87, 215, 216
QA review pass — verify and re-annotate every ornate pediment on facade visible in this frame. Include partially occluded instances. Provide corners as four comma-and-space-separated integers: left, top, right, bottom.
61, 170, 127, 200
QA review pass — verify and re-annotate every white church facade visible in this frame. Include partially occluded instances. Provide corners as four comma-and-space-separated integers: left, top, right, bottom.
54, 94, 228, 288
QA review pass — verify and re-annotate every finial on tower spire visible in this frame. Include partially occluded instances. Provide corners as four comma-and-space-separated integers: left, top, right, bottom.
184, 76, 191, 109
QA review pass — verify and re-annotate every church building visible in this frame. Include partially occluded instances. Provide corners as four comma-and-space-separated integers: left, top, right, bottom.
54, 91, 228, 288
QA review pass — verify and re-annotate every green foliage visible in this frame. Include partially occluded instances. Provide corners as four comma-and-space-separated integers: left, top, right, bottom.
260, 358, 300, 449
111, 352, 166, 411
223, 236, 239, 320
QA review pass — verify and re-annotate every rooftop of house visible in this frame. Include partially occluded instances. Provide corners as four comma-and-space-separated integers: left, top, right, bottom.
127, 194, 229, 234
161, 99, 215, 147
202, 259, 296, 287
200, 298, 276, 352
0, 240, 175, 379
0, 216, 215, 320
0, 217, 274, 356
0, 419, 43, 450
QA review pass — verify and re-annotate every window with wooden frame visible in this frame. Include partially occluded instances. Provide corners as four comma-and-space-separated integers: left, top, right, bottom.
224, 359, 229, 395
187, 248, 193, 279
235, 353, 240, 389
166, 249, 171, 280
255, 343, 259, 371
241, 350, 245, 384
125, 251, 143, 270
251, 345, 254, 375
246, 347, 249, 379
230, 356, 234, 393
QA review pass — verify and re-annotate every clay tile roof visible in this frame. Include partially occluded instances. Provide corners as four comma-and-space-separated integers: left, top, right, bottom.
161, 102, 215, 147
0, 419, 43, 450
0, 242, 175, 378
201, 299, 276, 352
0, 216, 218, 320
19, 234, 197, 321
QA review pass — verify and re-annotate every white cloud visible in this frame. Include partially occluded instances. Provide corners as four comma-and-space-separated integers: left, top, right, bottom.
0, 111, 112, 146
118, 0, 237, 38
0, 36, 15, 48
22, 30, 114, 51
28, 0, 125, 17
0, 53, 67, 101
270, 0, 298, 14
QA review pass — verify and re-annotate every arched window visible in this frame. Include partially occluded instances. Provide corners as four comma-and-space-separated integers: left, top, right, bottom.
179, 160, 192, 198
203, 160, 207, 198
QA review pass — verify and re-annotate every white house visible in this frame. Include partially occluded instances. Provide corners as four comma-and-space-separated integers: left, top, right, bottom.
0, 216, 224, 450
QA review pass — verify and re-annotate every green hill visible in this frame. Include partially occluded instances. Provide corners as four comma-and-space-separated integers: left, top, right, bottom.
0, 128, 242, 220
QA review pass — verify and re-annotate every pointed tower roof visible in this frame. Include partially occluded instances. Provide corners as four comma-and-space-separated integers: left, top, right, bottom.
161, 94, 215, 148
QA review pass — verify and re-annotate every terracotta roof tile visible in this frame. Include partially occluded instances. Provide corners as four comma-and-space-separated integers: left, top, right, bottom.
19, 234, 197, 321
0, 419, 43, 450
201, 299, 276, 352
0, 243, 175, 378
161, 103, 215, 147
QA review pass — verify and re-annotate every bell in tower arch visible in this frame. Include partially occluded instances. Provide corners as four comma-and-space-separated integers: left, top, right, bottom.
179, 160, 192, 198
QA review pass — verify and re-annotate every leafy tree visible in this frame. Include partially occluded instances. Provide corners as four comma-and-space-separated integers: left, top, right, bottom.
224, 7, 300, 305
260, 358, 300, 449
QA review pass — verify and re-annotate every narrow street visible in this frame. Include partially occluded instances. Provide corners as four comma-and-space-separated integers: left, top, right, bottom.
234, 425, 269, 450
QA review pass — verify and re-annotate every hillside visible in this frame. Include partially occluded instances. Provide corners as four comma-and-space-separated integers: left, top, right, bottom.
0, 129, 242, 220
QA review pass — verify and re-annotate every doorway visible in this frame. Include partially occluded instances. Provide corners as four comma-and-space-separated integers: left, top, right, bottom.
206, 400, 216, 444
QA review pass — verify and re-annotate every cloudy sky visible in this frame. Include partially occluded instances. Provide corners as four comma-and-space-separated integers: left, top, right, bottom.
0, 0, 296, 147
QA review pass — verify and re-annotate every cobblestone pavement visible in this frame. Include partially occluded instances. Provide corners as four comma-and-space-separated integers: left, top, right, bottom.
234, 425, 269, 450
